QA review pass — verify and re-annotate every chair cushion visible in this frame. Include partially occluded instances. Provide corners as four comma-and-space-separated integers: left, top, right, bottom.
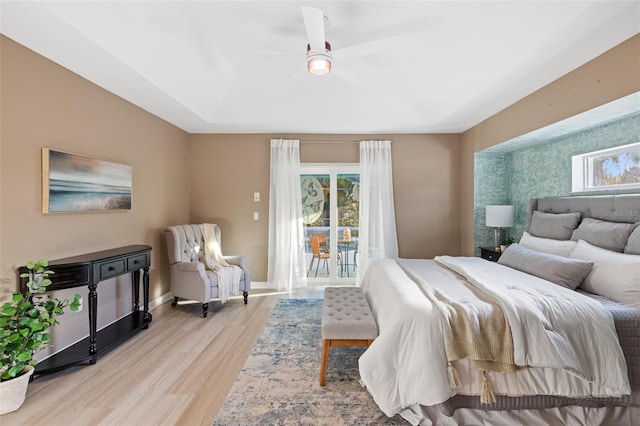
206, 269, 248, 290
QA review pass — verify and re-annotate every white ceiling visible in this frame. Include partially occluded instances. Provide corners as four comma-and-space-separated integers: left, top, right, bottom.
1, 1, 639, 134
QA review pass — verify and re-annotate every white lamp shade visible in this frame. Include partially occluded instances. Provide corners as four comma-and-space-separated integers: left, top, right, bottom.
486, 205, 514, 228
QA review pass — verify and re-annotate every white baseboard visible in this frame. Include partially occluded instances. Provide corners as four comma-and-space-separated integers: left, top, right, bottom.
149, 283, 271, 310
149, 292, 175, 310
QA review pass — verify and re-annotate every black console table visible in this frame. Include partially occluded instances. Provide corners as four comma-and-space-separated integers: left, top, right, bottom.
19, 245, 152, 376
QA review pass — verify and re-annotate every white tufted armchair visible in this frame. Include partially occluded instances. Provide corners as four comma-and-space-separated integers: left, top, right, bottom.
164, 224, 251, 317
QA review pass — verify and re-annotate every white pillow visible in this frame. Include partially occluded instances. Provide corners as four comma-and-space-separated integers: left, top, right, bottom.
626, 225, 640, 255
569, 239, 640, 307
519, 231, 578, 257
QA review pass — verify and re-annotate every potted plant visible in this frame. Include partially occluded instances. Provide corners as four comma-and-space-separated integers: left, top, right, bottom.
0, 259, 80, 414
500, 237, 516, 252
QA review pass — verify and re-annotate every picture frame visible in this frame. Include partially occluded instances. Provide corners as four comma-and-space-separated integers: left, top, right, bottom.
42, 148, 132, 213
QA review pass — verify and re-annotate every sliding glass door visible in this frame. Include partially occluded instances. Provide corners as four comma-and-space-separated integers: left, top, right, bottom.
301, 164, 359, 283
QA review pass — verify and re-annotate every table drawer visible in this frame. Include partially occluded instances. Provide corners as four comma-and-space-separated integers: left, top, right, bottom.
100, 259, 126, 279
480, 248, 502, 262
127, 254, 149, 271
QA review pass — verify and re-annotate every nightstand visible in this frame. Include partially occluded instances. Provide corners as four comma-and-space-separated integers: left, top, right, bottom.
479, 246, 502, 262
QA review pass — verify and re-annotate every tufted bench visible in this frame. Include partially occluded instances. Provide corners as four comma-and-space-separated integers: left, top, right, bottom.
320, 286, 378, 386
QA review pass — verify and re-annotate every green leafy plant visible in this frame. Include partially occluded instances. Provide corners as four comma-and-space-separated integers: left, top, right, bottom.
502, 237, 516, 246
0, 259, 80, 381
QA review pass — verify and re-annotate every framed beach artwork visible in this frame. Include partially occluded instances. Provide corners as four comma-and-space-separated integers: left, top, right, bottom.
42, 148, 132, 213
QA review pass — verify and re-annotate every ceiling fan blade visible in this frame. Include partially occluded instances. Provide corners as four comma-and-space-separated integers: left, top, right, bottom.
251, 47, 297, 58
334, 30, 430, 61
332, 65, 361, 85
280, 67, 308, 87
301, 6, 326, 52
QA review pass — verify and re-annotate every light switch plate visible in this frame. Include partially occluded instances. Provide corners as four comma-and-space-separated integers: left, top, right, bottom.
253, 192, 260, 202
253, 212, 259, 220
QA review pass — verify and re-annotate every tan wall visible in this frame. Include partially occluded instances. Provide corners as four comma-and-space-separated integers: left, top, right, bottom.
460, 34, 640, 255
9, 28, 634, 354
189, 133, 461, 282
0, 36, 190, 358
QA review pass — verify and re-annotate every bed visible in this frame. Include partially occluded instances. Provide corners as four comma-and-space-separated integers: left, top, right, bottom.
359, 194, 640, 425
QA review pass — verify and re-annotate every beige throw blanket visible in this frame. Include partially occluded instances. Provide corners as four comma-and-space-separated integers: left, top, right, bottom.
437, 282, 519, 373
201, 223, 241, 303
397, 259, 519, 403
434, 279, 521, 404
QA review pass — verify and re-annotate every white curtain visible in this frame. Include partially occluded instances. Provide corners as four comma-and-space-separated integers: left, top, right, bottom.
267, 139, 307, 291
357, 140, 399, 284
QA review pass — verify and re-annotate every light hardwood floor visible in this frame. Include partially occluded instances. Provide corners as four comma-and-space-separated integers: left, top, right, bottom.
3, 287, 324, 426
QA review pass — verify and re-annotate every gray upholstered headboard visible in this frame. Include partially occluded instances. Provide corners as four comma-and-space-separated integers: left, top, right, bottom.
529, 194, 640, 228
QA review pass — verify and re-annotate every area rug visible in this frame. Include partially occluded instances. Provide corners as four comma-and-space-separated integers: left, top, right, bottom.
213, 298, 407, 425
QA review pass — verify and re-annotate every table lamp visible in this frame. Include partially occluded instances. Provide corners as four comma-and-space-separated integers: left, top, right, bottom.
486, 205, 514, 251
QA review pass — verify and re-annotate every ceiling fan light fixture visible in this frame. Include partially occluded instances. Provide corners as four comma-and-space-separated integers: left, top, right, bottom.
307, 53, 332, 75
306, 41, 332, 75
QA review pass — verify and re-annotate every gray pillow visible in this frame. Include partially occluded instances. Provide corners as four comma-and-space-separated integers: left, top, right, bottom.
570, 218, 637, 252
528, 211, 581, 240
625, 225, 640, 255
498, 243, 594, 290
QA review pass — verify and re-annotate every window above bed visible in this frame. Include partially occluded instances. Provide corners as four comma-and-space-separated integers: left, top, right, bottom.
572, 142, 640, 193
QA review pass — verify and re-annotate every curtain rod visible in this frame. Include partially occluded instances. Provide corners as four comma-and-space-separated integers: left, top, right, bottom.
300, 140, 360, 144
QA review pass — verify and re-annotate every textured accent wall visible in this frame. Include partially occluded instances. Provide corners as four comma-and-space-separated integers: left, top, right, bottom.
509, 114, 640, 239
474, 153, 511, 253
461, 35, 640, 256
474, 113, 640, 249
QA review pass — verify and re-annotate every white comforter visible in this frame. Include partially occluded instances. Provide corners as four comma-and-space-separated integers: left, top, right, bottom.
358, 257, 631, 421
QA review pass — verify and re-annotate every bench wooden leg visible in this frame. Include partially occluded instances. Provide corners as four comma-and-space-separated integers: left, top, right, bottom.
320, 338, 375, 386
320, 339, 330, 386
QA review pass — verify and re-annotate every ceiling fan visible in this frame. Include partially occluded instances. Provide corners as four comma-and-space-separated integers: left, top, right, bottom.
301, 7, 333, 75
272, 5, 420, 85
